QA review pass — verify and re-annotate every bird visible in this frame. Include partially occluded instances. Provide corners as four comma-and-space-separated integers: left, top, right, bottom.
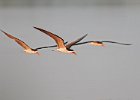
34, 27, 88, 55
1, 30, 58, 55
74, 40, 132, 46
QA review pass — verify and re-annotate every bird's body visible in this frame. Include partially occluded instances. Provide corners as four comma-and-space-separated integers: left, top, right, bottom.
89, 41, 104, 46
24, 49, 38, 54
56, 48, 76, 54
34, 27, 87, 55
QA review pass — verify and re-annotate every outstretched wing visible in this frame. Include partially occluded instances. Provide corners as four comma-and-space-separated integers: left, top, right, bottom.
74, 40, 131, 46
35, 45, 57, 50
66, 34, 88, 49
73, 41, 93, 46
34, 27, 66, 48
1, 30, 32, 50
35, 41, 68, 50
101, 41, 132, 45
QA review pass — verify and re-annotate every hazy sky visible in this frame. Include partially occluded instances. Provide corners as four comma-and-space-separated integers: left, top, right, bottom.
0, 4, 139, 100
0, 0, 140, 7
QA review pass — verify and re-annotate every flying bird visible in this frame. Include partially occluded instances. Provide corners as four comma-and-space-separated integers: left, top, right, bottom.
1, 30, 58, 55
34, 27, 87, 55
74, 40, 132, 46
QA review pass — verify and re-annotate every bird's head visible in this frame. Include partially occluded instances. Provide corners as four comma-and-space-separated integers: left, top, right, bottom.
67, 48, 77, 55
70, 51, 77, 55
35, 51, 40, 55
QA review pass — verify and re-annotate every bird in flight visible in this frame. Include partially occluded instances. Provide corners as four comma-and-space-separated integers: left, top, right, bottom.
74, 40, 132, 46
1, 30, 58, 55
34, 27, 87, 55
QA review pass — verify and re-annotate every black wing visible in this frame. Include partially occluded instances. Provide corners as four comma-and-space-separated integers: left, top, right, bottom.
1, 30, 32, 50
101, 41, 132, 45
34, 27, 66, 48
74, 40, 132, 46
66, 34, 88, 49
34, 41, 68, 50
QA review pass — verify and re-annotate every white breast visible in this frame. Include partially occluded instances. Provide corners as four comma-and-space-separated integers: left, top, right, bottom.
57, 48, 70, 53
24, 49, 37, 54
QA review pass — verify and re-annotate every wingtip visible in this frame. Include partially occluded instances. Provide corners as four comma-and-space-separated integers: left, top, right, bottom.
0, 29, 5, 33
33, 26, 43, 31
82, 34, 88, 38
126, 43, 132, 45
33, 26, 38, 29
84, 33, 88, 36
0, 29, 8, 35
33, 26, 41, 30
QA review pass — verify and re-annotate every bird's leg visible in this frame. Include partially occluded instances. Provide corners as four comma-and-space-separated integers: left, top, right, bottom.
72, 52, 77, 55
